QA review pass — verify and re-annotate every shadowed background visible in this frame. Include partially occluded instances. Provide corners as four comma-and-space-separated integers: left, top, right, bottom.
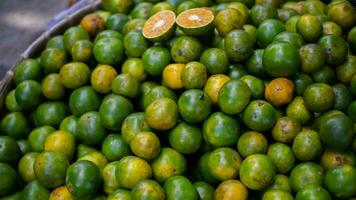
0, 0, 67, 78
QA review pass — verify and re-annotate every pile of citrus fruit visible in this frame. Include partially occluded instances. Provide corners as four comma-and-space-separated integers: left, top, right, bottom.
1, 0, 356, 199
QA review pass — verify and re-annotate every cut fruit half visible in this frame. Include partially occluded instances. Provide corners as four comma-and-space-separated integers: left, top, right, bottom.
142, 10, 176, 42
176, 7, 215, 36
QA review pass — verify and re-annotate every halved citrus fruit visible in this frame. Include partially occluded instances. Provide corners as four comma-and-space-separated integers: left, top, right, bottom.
176, 7, 215, 36
142, 10, 176, 42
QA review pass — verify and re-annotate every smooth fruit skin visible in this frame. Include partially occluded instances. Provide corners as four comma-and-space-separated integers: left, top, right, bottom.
327, 0, 355, 29
108, 188, 131, 200
102, 161, 120, 194
71, 40, 93, 62
348, 27, 356, 54
122, 58, 147, 81
142, 85, 177, 110
214, 180, 248, 200
69, 86, 101, 116
91, 64, 118, 94
178, 89, 211, 123
218, 80, 251, 115
99, 94, 133, 131
273, 31, 304, 48
102, 134, 130, 162
286, 96, 312, 125
208, 147, 241, 181
59, 115, 79, 141
229, 64, 248, 80
40, 48, 67, 74
297, 14, 322, 42
239, 154, 276, 190
94, 37, 125, 65
112, 73, 141, 98
224, 30, 254, 62
142, 46, 171, 76
130, 131, 160, 160
267, 143, 295, 174
22, 180, 50, 200
0, 163, 17, 196
94, 30, 123, 42
303, 83, 334, 112
59, 62, 91, 89
262, 190, 293, 200
239, 75, 265, 99
15, 80, 42, 110
319, 114, 354, 150
265, 174, 291, 193
162, 63, 184, 90
320, 149, 356, 170
319, 35, 348, 66
42, 73, 65, 100
116, 156, 152, 189
77, 111, 107, 146
295, 184, 332, 200
78, 151, 108, 172
18, 152, 39, 183
131, 179, 165, 200
264, 78, 294, 107
256, 19, 285, 48
299, 43, 326, 74
289, 162, 324, 192
198, 152, 218, 184
347, 101, 356, 122
123, 30, 149, 58
34, 151, 69, 188
66, 160, 101, 199
215, 8, 245, 36
237, 131, 268, 158
145, 98, 178, 131
5, 90, 22, 112
203, 112, 240, 148
63, 27, 90, 53
171, 36, 203, 64
250, 4, 278, 26
246, 49, 266, 78
151, 147, 187, 183
332, 84, 352, 111
324, 165, 356, 198
28, 125, 55, 152
272, 116, 301, 144
121, 112, 152, 143
13, 59, 42, 85
200, 48, 229, 75
34, 101, 68, 128
292, 129, 322, 161
243, 100, 276, 132
0, 191, 23, 200
169, 122, 202, 154
1, 112, 29, 140
263, 41, 300, 77
44, 130, 75, 160
46, 35, 65, 50
49, 185, 75, 200
203, 74, 230, 104
336, 55, 356, 84
293, 73, 313, 96
194, 181, 214, 200
164, 175, 199, 200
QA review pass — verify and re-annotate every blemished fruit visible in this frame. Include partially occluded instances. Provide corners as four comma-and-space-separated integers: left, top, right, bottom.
1, 0, 356, 199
